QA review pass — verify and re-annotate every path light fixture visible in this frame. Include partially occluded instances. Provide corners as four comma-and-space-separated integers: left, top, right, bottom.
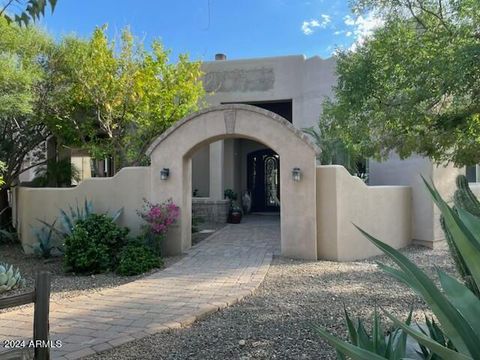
160, 168, 170, 180
292, 167, 302, 182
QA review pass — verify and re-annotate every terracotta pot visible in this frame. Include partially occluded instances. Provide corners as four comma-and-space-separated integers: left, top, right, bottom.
228, 212, 242, 224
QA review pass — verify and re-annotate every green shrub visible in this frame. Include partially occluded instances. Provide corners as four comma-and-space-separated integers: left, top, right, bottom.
192, 214, 204, 233
116, 241, 161, 276
64, 213, 129, 274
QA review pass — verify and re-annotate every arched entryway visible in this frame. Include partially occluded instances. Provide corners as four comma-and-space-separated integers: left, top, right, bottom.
146, 104, 319, 260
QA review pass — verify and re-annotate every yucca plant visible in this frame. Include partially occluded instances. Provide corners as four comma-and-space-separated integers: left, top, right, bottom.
316, 177, 480, 360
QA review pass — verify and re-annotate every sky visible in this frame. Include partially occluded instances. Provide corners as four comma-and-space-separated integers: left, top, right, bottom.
39, 0, 383, 62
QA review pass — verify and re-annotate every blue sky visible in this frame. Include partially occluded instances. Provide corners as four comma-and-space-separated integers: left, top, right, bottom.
39, 0, 382, 61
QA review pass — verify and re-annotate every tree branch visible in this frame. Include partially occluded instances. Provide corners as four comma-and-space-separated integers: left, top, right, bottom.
0, 0, 16, 16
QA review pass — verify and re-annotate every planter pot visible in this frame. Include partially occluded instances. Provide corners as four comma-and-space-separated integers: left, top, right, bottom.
228, 212, 242, 224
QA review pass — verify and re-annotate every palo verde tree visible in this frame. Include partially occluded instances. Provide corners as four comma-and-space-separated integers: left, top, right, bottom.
50, 26, 205, 171
321, 0, 480, 166
0, 18, 53, 227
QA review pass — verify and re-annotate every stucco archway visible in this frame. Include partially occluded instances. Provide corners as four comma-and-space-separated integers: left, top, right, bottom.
146, 104, 319, 260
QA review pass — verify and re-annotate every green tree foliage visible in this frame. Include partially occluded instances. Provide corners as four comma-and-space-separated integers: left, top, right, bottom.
0, 0, 57, 26
50, 26, 205, 169
0, 18, 53, 225
0, 161, 4, 186
303, 126, 364, 175
321, 0, 480, 166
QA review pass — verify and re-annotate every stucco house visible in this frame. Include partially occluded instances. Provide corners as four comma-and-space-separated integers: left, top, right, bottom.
191, 53, 465, 250
13, 53, 474, 260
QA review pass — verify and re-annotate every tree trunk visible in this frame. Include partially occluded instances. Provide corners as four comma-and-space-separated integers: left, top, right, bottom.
46, 136, 57, 187
0, 187, 12, 229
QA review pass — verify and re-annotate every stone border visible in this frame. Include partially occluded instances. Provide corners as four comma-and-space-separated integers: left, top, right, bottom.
145, 104, 320, 156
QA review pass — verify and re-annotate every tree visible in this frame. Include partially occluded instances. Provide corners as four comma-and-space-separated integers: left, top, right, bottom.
0, 18, 53, 226
321, 0, 480, 166
50, 26, 205, 170
0, 161, 4, 186
0, 0, 57, 26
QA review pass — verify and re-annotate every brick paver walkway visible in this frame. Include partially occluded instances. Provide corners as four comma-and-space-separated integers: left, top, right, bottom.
0, 215, 279, 359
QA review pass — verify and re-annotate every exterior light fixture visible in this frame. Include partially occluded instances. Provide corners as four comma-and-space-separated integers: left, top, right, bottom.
292, 167, 302, 182
160, 168, 170, 180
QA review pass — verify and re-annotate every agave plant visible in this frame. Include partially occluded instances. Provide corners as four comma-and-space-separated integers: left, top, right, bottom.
316, 307, 412, 360
416, 315, 457, 359
31, 219, 62, 259
316, 177, 480, 360
38, 198, 123, 242
0, 263, 25, 294
58, 198, 94, 237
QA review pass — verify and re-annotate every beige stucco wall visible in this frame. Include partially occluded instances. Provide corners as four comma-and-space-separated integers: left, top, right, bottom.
469, 183, 480, 199
369, 154, 464, 248
191, 145, 210, 197
317, 166, 412, 261
200, 55, 337, 200
202, 55, 336, 130
147, 104, 319, 260
14, 167, 151, 253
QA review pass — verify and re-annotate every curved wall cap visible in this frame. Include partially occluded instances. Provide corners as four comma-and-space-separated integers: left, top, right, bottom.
146, 104, 320, 156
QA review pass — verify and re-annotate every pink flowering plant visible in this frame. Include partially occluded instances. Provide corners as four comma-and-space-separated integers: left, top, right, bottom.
137, 198, 180, 255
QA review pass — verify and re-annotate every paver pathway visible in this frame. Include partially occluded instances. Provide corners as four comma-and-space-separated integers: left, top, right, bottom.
0, 215, 279, 359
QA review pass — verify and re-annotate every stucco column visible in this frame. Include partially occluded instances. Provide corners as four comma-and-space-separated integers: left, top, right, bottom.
209, 140, 224, 200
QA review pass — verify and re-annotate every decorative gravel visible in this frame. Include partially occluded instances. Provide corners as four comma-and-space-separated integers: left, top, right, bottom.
87, 245, 455, 360
0, 243, 182, 312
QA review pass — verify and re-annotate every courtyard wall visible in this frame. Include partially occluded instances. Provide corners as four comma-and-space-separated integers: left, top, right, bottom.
13, 167, 150, 252
15, 164, 412, 261
316, 165, 412, 260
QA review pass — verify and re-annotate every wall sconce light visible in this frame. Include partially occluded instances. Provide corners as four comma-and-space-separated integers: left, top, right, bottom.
160, 168, 170, 180
292, 167, 302, 182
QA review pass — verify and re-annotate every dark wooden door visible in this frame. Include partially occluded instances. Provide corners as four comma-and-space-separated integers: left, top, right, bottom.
247, 149, 280, 212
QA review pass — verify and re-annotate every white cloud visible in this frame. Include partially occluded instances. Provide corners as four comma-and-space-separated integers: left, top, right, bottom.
343, 12, 384, 50
302, 19, 320, 35
320, 14, 331, 27
301, 13, 331, 35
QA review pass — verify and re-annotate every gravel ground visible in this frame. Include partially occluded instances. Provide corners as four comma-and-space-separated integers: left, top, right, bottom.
87, 245, 455, 360
0, 243, 183, 312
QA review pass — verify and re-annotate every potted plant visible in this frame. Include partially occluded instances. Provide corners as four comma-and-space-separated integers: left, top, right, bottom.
228, 201, 243, 224
224, 189, 243, 224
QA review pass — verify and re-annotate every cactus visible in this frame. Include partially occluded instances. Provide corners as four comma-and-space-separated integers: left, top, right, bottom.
453, 175, 480, 217
0, 262, 26, 294
440, 175, 480, 297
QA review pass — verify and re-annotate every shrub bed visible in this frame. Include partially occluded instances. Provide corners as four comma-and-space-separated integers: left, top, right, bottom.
64, 213, 129, 274
116, 241, 161, 276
